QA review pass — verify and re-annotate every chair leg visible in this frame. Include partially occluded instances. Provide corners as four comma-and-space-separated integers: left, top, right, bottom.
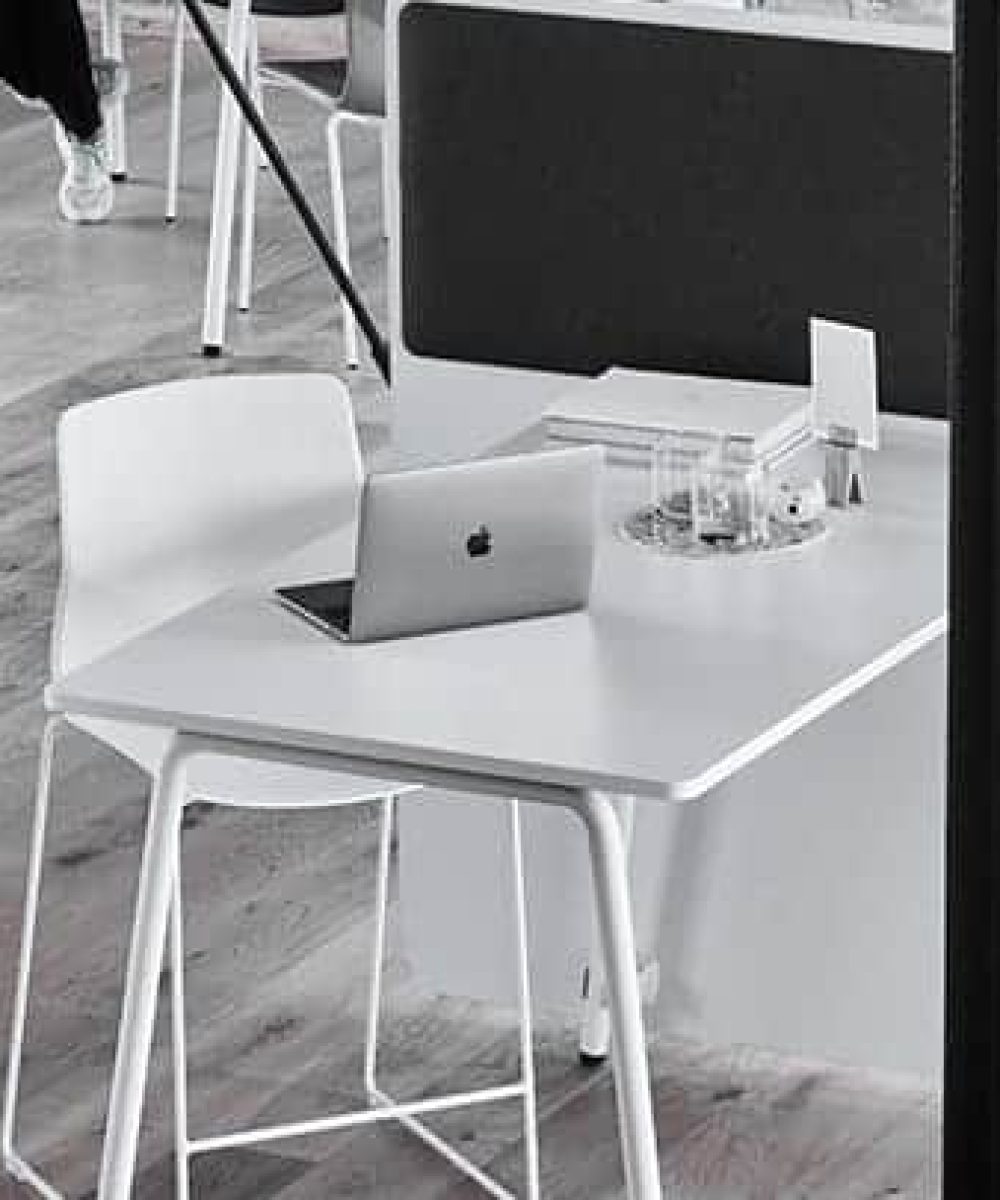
99, 0, 127, 180
363, 795, 394, 1097
2, 718, 67, 1200
2, 718, 58, 1164
509, 800, 540, 1200
237, 20, 260, 314
166, 0, 186, 223
380, 119, 390, 242
201, 0, 253, 354
365, 795, 540, 1200
326, 113, 360, 370
170, 854, 190, 1200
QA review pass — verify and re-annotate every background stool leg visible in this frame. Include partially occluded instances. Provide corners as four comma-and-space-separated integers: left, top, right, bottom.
237, 21, 260, 313
327, 113, 360, 370
380, 120, 391, 242
2, 718, 60, 1174
166, 0, 186, 223
99, 0, 127, 179
201, 0, 252, 355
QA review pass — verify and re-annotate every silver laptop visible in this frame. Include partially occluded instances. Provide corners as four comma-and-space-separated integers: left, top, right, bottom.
275, 445, 604, 642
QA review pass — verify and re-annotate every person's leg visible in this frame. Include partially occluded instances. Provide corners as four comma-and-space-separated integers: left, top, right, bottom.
0, 1, 129, 222
0, 2, 103, 139
0, 8, 50, 113
30, 0, 104, 140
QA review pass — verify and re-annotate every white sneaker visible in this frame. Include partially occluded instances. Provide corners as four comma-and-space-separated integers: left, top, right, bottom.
54, 123, 114, 224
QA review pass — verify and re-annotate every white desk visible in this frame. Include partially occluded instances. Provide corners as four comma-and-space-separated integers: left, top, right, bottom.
45, 414, 946, 1200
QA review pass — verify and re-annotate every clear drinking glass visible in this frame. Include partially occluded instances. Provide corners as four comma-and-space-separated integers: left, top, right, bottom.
697, 445, 770, 548
651, 433, 710, 545
651, 432, 774, 550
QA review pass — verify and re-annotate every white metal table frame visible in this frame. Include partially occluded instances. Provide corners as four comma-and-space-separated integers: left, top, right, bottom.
59, 731, 662, 1200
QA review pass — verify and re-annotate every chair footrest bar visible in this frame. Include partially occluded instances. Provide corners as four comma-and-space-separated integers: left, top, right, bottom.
4, 1148, 66, 1200
369, 1085, 520, 1200
188, 1082, 527, 1156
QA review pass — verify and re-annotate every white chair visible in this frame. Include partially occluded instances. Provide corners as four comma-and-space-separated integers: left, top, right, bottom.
2, 375, 540, 1200
167, 0, 385, 369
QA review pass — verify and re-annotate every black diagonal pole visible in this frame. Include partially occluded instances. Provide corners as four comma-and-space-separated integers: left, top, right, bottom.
181, 0, 391, 386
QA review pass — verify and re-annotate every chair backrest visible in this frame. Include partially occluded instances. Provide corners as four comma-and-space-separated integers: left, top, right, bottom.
203, 0, 385, 116
53, 374, 363, 682
342, 0, 386, 116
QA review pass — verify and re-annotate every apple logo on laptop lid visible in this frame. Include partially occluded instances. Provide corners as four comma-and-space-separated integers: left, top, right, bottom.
466, 525, 492, 558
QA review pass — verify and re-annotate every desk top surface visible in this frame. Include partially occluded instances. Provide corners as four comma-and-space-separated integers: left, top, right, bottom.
47, 416, 947, 800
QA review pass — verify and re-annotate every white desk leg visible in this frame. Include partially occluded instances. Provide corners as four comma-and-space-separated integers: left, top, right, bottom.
95, 739, 188, 1200
580, 793, 636, 1063
99, 0, 127, 179
201, 0, 252, 355
577, 790, 662, 1200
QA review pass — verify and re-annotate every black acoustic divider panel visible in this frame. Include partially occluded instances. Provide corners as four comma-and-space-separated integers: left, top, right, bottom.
398, 5, 951, 416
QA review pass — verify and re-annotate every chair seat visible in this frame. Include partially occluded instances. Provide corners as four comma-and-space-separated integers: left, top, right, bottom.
259, 58, 348, 104
72, 715, 414, 809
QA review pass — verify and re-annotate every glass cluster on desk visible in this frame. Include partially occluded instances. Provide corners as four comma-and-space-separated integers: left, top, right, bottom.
654, 432, 770, 549
623, 428, 827, 557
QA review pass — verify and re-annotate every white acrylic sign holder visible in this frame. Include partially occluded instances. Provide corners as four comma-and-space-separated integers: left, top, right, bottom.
810, 316, 879, 507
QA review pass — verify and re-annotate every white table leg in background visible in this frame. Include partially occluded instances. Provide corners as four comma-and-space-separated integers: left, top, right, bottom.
201, 0, 252, 355
95, 738, 189, 1200
98, 0, 127, 179
580, 793, 636, 1063
577, 790, 663, 1200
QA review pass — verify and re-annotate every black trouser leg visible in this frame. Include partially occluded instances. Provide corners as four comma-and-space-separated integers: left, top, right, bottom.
0, 0, 102, 141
